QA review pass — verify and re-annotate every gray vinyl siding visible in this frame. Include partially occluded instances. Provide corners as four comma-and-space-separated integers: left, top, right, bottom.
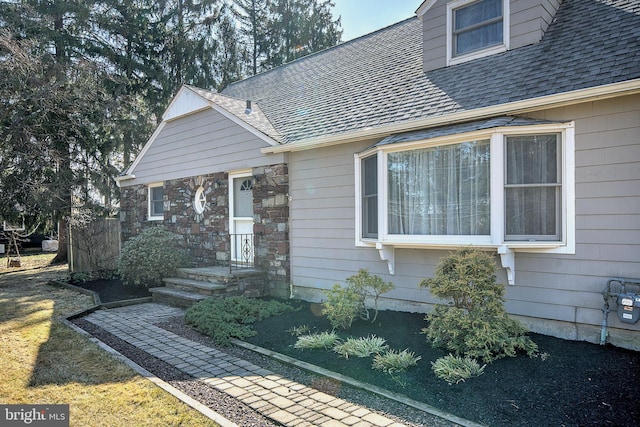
511, 93, 640, 332
510, 0, 561, 49
422, 0, 561, 72
122, 108, 285, 187
289, 94, 640, 343
421, 0, 447, 73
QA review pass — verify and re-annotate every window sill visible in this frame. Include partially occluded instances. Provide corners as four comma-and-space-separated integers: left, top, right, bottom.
147, 216, 164, 221
358, 239, 572, 285
448, 44, 507, 66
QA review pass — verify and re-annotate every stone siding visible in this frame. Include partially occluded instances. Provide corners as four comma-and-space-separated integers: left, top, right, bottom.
119, 164, 290, 297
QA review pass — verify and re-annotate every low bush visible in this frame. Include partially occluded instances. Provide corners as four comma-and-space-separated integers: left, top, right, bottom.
185, 296, 295, 346
294, 332, 340, 350
322, 269, 395, 330
431, 354, 486, 384
420, 247, 538, 362
333, 336, 388, 359
372, 349, 421, 373
117, 226, 189, 287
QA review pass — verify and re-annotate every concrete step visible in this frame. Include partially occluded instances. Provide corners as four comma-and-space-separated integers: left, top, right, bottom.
163, 277, 230, 295
149, 287, 208, 309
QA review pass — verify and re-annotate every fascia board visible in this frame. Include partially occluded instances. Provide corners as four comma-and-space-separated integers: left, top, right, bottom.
210, 103, 281, 147
261, 79, 640, 154
116, 121, 167, 183
416, 0, 438, 18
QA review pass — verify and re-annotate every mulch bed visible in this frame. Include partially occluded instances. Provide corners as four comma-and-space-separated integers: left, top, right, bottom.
71, 278, 151, 303
75, 280, 640, 427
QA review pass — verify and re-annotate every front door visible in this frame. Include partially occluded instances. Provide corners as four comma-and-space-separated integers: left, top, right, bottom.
230, 174, 254, 265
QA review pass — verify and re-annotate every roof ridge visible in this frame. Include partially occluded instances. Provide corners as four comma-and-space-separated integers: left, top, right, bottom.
223, 16, 419, 92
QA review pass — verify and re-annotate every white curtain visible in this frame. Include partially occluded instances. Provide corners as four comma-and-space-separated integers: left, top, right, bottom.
505, 134, 559, 239
454, 0, 503, 56
388, 140, 490, 235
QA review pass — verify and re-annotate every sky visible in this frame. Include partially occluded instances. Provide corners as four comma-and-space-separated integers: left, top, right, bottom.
331, 0, 422, 41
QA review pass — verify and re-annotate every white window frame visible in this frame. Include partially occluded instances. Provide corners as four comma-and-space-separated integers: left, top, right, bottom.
446, 0, 510, 66
147, 183, 164, 221
354, 122, 575, 255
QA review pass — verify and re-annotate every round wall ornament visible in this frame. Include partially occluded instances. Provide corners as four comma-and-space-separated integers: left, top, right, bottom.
194, 186, 207, 215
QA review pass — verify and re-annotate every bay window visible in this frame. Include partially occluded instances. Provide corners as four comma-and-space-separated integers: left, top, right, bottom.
356, 120, 575, 256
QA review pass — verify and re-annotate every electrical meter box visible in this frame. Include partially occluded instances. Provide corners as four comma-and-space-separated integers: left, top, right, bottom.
617, 293, 640, 324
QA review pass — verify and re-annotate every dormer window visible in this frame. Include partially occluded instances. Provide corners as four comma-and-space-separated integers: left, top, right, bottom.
447, 0, 509, 66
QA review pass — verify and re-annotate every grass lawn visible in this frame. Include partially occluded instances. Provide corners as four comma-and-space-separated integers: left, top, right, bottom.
0, 254, 218, 427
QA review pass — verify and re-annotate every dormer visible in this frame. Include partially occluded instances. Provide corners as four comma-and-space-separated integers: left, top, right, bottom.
417, 0, 562, 72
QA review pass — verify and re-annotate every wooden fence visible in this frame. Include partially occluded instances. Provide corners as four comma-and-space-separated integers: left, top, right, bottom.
69, 218, 121, 273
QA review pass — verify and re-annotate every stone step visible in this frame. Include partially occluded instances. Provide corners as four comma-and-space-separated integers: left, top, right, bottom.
149, 287, 208, 309
163, 277, 230, 295
177, 266, 263, 284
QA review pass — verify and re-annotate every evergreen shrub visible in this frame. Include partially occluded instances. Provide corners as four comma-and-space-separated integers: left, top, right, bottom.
322, 269, 395, 330
420, 247, 538, 363
118, 226, 189, 287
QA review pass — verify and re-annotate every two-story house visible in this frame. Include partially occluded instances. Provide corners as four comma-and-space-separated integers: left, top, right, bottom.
116, 0, 640, 349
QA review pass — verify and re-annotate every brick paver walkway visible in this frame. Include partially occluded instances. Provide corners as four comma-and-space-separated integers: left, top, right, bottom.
83, 303, 407, 427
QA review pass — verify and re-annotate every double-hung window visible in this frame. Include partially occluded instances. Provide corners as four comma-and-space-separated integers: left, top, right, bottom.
148, 184, 164, 220
447, 0, 509, 65
505, 134, 562, 241
356, 120, 575, 255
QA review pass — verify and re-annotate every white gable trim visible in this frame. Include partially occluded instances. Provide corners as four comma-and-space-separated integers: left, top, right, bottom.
416, 0, 438, 18
162, 86, 211, 121
116, 88, 281, 186
117, 121, 167, 183
210, 103, 280, 147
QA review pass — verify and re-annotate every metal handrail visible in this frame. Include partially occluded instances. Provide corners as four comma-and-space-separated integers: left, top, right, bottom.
228, 233, 255, 273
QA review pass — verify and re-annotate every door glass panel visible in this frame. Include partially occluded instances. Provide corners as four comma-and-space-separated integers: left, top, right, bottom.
234, 178, 254, 217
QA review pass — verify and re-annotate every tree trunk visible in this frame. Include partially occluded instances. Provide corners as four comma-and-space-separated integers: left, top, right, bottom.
51, 217, 68, 264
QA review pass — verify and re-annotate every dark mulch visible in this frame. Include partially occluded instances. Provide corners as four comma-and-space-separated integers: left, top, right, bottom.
73, 280, 640, 427
245, 300, 640, 427
71, 278, 151, 303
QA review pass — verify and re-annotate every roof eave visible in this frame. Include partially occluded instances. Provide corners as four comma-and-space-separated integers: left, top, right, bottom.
261, 78, 640, 154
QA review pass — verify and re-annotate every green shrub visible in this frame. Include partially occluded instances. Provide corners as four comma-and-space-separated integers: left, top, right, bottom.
322, 269, 395, 330
372, 349, 421, 373
420, 247, 538, 363
117, 226, 189, 287
322, 284, 363, 330
431, 354, 486, 384
333, 335, 388, 359
185, 296, 295, 346
294, 331, 340, 350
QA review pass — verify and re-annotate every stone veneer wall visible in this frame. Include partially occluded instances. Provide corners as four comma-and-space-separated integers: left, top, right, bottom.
119, 163, 290, 297
252, 164, 290, 298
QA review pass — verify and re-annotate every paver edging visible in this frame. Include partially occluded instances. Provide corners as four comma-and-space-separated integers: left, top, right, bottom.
229, 339, 486, 427
61, 318, 238, 427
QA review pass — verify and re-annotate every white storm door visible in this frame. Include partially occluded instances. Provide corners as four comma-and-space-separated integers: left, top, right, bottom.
230, 174, 254, 264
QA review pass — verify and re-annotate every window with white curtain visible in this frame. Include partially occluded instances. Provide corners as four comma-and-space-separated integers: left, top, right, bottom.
505, 134, 561, 241
356, 122, 574, 253
387, 140, 490, 236
362, 155, 379, 238
447, 0, 509, 65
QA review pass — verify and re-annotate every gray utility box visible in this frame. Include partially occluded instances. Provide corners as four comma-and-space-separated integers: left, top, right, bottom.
617, 293, 640, 324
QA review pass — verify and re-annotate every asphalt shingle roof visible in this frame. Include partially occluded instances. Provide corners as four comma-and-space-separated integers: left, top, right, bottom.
373, 116, 560, 148
221, 0, 640, 144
